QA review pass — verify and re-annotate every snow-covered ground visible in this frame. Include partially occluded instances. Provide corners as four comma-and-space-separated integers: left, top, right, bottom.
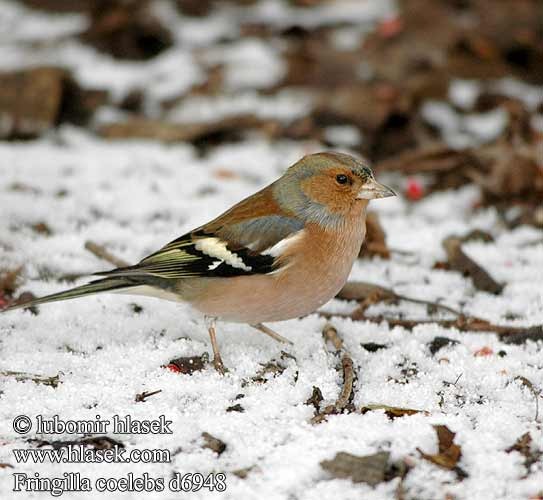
0, 0, 542, 499
0, 132, 542, 500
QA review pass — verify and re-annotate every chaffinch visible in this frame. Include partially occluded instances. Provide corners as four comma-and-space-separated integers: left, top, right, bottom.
3, 151, 395, 373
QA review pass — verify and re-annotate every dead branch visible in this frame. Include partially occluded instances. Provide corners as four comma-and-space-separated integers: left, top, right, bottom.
318, 310, 543, 344
311, 323, 356, 424
337, 281, 463, 317
0, 370, 61, 388
84, 241, 129, 268
134, 389, 162, 403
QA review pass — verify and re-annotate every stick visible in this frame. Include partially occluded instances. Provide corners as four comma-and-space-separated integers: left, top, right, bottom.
337, 281, 463, 317
311, 323, 356, 424
84, 241, 129, 268
318, 311, 543, 343
135, 389, 162, 403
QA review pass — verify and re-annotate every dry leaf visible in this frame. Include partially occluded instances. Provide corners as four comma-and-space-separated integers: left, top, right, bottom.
321, 451, 390, 485
361, 405, 424, 419
506, 432, 542, 470
418, 425, 463, 473
201, 432, 226, 455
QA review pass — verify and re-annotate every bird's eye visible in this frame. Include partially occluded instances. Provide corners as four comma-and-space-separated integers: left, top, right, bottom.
336, 174, 349, 185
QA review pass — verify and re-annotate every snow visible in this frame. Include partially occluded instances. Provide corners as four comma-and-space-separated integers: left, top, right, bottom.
323, 126, 363, 148
248, 0, 395, 29
448, 80, 481, 111
1, 134, 542, 500
166, 90, 312, 124
0, 0, 87, 42
202, 39, 286, 91
421, 100, 509, 149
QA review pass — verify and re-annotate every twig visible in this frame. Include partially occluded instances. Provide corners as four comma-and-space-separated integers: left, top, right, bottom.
322, 322, 343, 350
335, 355, 355, 411
390, 295, 462, 317
135, 389, 162, 403
337, 281, 463, 317
311, 323, 356, 424
84, 241, 129, 268
318, 311, 543, 343
0, 370, 61, 388
514, 376, 540, 422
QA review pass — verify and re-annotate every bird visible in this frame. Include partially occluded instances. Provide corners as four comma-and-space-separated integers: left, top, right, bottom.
2, 151, 395, 374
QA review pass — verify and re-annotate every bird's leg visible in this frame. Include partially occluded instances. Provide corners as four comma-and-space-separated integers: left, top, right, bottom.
251, 323, 293, 345
205, 316, 226, 375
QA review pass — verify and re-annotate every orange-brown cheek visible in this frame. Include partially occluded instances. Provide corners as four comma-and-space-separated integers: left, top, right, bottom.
301, 175, 354, 213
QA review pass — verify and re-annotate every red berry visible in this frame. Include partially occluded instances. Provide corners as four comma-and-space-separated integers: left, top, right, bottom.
406, 178, 424, 201
165, 363, 182, 373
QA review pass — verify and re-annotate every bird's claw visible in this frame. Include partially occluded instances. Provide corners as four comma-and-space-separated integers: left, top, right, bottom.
212, 356, 228, 375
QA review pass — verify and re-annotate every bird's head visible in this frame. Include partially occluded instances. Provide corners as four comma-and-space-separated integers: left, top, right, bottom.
273, 151, 395, 226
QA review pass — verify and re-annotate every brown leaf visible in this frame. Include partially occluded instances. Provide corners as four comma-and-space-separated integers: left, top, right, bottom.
361, 405, 424, 419
321, 451, 390, 485
506, 432, 542, 470
201, 432, 226, 455
418, 425, 464, 474
231, 466, 256, 479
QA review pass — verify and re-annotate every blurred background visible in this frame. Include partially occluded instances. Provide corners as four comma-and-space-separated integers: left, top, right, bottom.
0, 0, 541, 228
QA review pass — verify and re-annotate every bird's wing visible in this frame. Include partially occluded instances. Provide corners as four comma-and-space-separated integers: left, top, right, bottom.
96, 188, 304, 280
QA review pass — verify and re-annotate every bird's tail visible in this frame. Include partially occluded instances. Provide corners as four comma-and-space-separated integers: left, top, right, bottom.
1, 278, 136, 313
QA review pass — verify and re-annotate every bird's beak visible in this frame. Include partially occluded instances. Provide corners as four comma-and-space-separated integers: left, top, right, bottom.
357, 178, 397, 199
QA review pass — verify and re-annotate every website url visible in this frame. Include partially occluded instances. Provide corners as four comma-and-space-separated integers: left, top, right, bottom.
13, 446, 171, 464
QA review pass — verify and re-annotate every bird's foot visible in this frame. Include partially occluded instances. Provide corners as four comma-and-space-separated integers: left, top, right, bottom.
212, 354, 228, 375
